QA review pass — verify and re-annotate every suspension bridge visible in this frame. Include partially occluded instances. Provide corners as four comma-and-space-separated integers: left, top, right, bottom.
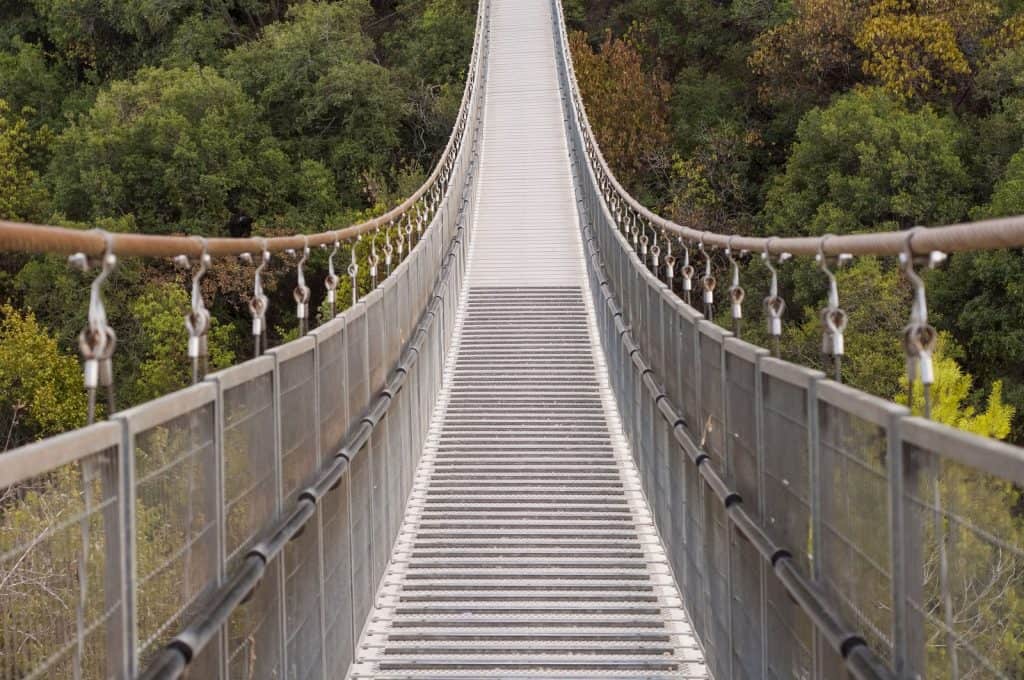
2, 0, 1024, 678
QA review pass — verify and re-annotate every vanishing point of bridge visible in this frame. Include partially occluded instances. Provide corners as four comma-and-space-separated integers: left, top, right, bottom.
2, 0, 1023, 679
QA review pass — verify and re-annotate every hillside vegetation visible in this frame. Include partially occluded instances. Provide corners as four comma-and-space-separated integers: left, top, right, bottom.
0, 0, 475, 450
568, 0, 1024, 443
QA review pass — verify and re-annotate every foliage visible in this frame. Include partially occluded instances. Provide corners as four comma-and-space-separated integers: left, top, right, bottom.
896, 333, 1014, 436
668, 123, 763, 232
0, 304, 87, 450
126, 282, 236, 404
26, 0, 293, 77
0, 100, 51, 222
225, 0, 404, 205
0, 39, 71, 130
749, 0, 869, 107
855, 0, 999, 100
569, 29, 671, 194
49, 65, 302, 233
762, 87, 971, 236
781, 257, 909, 397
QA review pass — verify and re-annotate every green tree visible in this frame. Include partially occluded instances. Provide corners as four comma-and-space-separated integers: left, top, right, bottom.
126, 282, 236, 404
897, 332, 1014, 436
928, 154, 1024, 442
26, 0, 294, 77
0, 99, 51, 222
781, 257, 909, 398
0, 304, 87, 450
49, 65, 304, 233
224, 0, 405, 205
762, 87, 971, 236
0, 39, 71, 130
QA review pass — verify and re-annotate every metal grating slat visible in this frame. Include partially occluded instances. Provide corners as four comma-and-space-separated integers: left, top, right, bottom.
347, 0, 706, 676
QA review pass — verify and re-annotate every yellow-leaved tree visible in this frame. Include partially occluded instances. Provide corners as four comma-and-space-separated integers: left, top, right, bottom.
855, 0, 1001, 100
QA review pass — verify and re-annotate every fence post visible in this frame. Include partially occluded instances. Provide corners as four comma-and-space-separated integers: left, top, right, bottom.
103, 423, 131, 678
807, 377, 826, 679
890, 414, 926, 677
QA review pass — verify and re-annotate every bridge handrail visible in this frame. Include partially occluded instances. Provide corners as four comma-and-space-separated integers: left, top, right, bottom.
555, 16, 1024, 258
553, 1, 1024, 678
0, 0, 488, 676
0, 5, 486, 259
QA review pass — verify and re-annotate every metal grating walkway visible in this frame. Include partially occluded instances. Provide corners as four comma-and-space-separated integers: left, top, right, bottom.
348, 0, 707, 677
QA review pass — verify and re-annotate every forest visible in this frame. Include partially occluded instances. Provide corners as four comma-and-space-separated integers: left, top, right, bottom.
564, 4, 1024, 674
1, 0, 1023, 677
566, 0, 1024, 447
0, 0, 477, 451
2, 0, 1022, 449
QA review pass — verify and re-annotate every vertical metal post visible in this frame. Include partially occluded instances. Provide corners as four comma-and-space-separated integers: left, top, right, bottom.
313, 342, 328, 680
754, 355, 769, 680
117, 418, 139, 677
889, 413, 925, 676
212, 374, 228, 678
272, 354, 289, 677
720, 340, 734, 680
807, 377, 825, 679
102, 429, 130, 678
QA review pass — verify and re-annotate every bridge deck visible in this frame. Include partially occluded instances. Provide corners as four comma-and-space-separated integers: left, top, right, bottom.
348, 0, 707, 677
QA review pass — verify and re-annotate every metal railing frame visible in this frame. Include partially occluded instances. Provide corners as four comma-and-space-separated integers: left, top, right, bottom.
551, 0, 1024, 678
0, 1, 489, 677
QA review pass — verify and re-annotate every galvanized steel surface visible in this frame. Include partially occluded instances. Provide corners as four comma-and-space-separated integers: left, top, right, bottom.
349, 0, 706, 676
4, 0, 1024, 676
553, 0, 1024, 677
0, 0, 486, 670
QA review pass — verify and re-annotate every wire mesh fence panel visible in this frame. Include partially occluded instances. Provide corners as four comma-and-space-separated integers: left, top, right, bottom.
901, 419, 1024, 680
638, 370, 656, 500
817, 382, 905, 666
315, 317, 349, 459
227, 557, 284, 680
273, 339, 319, 506
283, 508, 324, 680
216, 359, 278, 566
346, 305, 370, 427
677, 306, 701, 442
396, 266, 413, 359
760, 361, 819, 575
661, 295, 683, 410
645, 285, 663, 378
321, 467, 354, 675
125, 386, 220, 675
724, 341, 765, 511
685, 466, 709, 649
403, 369, 422, 501
368, 427, 390, 587
348, 440, 374, 634
652, 409, 673, 542
704, 487, 732, 680
384, 396, 408, 546
668, 437, 692, 606
0, 424, 125, 680
764, 565, 814, 679
730, 528, 764, 680
365, 290, 387, 399
698, 323, 728, 472
381, 280, 401, 377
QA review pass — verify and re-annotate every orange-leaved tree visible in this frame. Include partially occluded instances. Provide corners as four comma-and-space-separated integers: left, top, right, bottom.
568, 29, 671, 195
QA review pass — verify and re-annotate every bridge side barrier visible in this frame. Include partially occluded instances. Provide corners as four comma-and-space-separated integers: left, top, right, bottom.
0, 6, 487, 678
551, 1, 1024, 678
